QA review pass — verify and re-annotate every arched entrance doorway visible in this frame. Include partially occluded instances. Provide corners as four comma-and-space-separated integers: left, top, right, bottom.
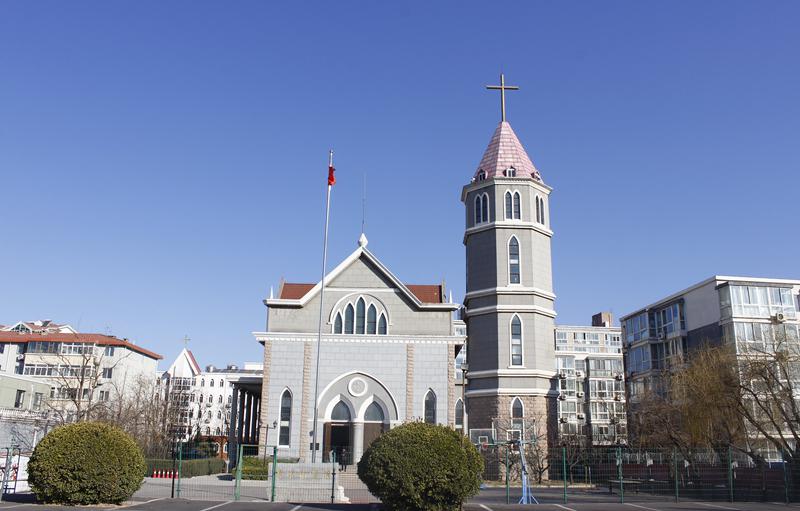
323, 401, 353, 464
317, 372, 398, 465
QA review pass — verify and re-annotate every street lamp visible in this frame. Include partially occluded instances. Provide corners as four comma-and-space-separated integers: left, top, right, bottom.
461, 362, 469, 434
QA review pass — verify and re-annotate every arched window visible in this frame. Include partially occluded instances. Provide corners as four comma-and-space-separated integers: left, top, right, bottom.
367, 305, 377, 334
512, 397, 524, 419
513, 192, 521, 220
334, 312, 343, 334
455, 399, 464, 430
474, 195, 483, 225
208, 394, 213, 403
481, 194, 489, 223
279, 390, 292, 446
508, 237, 520, 284
535, 195, 541, 223
378, 314, 387, 335
217, 411, 222, 419
219, 379, 224, 387
210, 379, 215, 387
424, 390, 437, 424
331, 401, 351, 422
505, 191, 513, 220
356, 298, 366, 334
539, 197, 545, 225
345, 304, 355, 334
199, 394, 204, 403
364, 402, 385, 422
511, 315, 523, 366
218, 395, 222, 403
207, 410, 212, 419
201, 379, 205, 387
215, 427, 221, 436
205, 427, 211, 435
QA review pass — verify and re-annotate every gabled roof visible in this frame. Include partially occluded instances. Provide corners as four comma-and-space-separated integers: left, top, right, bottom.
474, 121, 542, 182
0, 332, 162, 360
266, 236, 457, 311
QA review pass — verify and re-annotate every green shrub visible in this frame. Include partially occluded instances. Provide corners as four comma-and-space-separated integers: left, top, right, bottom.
28, 422, 146, 504
357, 422, 483, 511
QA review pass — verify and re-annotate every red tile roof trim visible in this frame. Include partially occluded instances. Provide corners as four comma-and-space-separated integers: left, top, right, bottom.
0, 332, 163, 360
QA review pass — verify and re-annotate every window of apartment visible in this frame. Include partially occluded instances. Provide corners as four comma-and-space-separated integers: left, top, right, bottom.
14, 390, 25, 409
279, 390, 292, 446
28, 341, 60, 354
556, 356, 575, 375
99, 390, 110, 402
218, 395, 223, 403
624, 313, 649, 344
730, 285, 797, 319
510, 315, 523, 366
200, 378, 205, 387
507, 237, 521, 284
590, 402, 610, 421
210, 379, 215, 387
104, 346, 115, 357
627, 345, 651, 374
32, 392, 43, 410
102, 368, 113, 379
61, 343, 93, 355
559, 378, 576, 397
558, 400, 577, 421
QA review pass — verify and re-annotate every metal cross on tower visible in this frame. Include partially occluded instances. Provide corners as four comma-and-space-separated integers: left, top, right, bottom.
486, 73, 519, 122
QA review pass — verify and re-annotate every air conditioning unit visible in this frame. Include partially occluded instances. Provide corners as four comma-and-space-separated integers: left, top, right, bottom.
205, 402, 212, 407
559, 417, 568, 424
558, 393, 566, 401
577, 413, 585, 420
576, 392, 584, 398
16, 354, 25, 361
558, 371, 567, 379
575, 370, 584, 378
657, 332, 666, 340
614, 373, 623, 381
614, 395, 622, 401
775, 312, 787, 323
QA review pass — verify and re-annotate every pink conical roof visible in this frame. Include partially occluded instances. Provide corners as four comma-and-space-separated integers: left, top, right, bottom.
474, 121, 542, 182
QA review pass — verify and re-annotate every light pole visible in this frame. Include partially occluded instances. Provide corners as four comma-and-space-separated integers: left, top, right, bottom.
461, 362, 469, 434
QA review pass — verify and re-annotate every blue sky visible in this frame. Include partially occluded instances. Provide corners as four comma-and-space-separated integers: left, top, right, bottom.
2, 2, 799, 368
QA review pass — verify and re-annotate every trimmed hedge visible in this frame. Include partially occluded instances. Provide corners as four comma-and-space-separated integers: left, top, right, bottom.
145, 458, 226, 478
28, 422, 145, 505
357, 422, 483, 511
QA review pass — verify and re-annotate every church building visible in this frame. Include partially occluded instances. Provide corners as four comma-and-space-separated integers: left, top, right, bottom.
253, 75, 558, 464
255, 235, 465, 464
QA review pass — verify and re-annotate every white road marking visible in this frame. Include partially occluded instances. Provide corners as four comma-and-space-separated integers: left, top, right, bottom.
479, 505, 494, 511
625, 503, 662, 511
197, 501, 233, 511
0, 506, 35, 509
694, 503, 740, 511
555, 504, 578, 511
117, 498, 167, 508
289, 506, 303, 511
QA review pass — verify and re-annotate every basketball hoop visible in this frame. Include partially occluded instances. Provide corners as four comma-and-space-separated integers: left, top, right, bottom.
480, 442, 489, 452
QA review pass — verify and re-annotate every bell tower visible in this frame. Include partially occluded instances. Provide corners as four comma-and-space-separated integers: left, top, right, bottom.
462, 74, 556, 442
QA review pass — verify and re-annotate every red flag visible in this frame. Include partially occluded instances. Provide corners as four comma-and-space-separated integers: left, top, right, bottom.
328, 165, 336, 186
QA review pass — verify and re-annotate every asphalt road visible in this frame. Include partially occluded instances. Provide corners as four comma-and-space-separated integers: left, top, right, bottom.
2, 496, 800, 511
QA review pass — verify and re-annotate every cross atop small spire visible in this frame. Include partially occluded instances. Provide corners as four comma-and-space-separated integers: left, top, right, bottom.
486, 73, 519, 123
183, 335, 190, 348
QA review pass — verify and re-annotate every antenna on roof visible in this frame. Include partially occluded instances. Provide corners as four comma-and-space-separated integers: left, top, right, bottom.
361, 173, 367, 236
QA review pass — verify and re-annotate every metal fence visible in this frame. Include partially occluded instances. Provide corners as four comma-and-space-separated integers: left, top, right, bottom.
134, 442, 377, 503
480, 442, 796, 505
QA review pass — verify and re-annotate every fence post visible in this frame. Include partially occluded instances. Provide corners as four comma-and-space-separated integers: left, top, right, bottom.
270, 446, 278, 502
562, 446, 567, 504
505, 445, 510, 505
727, 446, 733, 503
783, 449, 790, 504
0, 447, 9, 502
170, 444, 177, 499
617, 446, 624, 504
234, 444, 243, 501
673, 449, 679, 503
176, 442, 182, 499
330, 450, 337, 504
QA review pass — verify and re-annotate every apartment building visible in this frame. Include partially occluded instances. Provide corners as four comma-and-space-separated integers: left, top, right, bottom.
0, 321, 162, 422
0, 373, 51, 449
620, 276, 800, 457
555, 313, 626, 446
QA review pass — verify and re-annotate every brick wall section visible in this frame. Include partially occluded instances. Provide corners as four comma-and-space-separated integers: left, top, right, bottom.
447, 344, 455, 426
299, 341, 313, 462
405, 344, 414, 420
258, 341, 272, 452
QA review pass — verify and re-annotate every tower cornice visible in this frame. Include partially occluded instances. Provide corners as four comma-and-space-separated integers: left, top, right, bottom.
460, 177, 552, 203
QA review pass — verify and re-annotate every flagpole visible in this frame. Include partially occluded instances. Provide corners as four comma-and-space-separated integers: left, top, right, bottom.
311, 150, 334, 463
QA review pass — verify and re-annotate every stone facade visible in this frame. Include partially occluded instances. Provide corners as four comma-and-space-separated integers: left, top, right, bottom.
255, 237, 464, 464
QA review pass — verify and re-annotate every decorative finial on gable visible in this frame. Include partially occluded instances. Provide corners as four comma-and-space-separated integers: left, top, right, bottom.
358, 232, 369, 247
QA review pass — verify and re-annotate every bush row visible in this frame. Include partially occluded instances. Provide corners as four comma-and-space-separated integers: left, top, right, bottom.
145, 458, 226, 478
